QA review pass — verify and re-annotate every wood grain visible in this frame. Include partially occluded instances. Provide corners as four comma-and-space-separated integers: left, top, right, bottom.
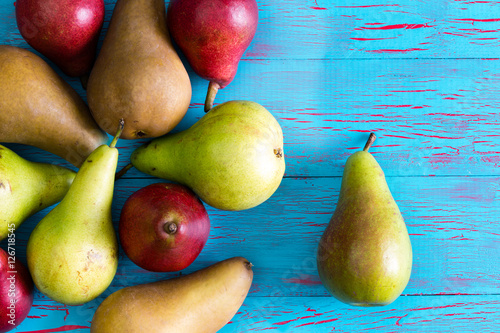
13, 295, 500, 332
5, 57, 500, 177
0, 0, 498, 331
2, 1, 500, 59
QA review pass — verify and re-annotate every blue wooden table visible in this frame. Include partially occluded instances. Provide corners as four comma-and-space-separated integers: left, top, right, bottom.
1, 0, 499, 332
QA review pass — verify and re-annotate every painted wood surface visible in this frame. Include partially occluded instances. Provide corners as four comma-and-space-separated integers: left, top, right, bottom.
0, 0, 499, 332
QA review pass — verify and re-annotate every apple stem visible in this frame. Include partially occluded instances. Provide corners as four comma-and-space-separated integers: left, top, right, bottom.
110, 119, 125, 149
115, 163, 133, 181
363, 133, 376, 152
164, 222, 178, 234
204, 81, 220, 113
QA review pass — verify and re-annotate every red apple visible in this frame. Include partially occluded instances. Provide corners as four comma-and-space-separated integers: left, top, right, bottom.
119, 183, 210, 272
15, 0, 105, 78
0, 247, 34, 333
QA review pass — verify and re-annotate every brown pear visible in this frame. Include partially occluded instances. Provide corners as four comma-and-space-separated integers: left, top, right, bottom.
90, 257, 253, 332
87, 0, 192, 140
0, 45, 108, 167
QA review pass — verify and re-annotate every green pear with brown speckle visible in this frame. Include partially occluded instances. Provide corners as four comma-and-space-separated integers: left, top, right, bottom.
0, 145, 76, 241
26, 121, 124, 305
317, 133, 412, 306
130, 100, 285, 211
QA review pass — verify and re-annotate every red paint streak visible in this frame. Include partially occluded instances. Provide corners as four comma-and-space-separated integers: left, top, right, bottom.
396, 314, 408, 326
283, 274, 322, 286
315, 318, 339, 324
336, 4, 400, 8
413, 303, 464, 312
414, 132, 465, 139
454, 18, 500, 23
373, 104, 413, 108
32, 305, 70, 320
350, 37, 397, 41
258, 327, 279, 330
18, 325, 90, 333
390, 89, 437, 93
383, 135, 414, 139
274, 319, 297, 325
357, 23, 433, 30
311, 0, 327, 10
367, 48, 428, 53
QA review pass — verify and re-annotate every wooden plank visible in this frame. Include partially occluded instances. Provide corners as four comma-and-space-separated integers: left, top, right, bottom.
4, 57, 500, 177
2, 1, 500, 60
252, 0, 500, 60
13, 294, 500, 332
7, 176, 500, 301
224, 295, 500, 332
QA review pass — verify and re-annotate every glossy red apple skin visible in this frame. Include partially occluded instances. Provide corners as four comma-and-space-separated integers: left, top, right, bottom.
15, 0, 105, 77
119, 183, 211, 272
0, 248, 34, 333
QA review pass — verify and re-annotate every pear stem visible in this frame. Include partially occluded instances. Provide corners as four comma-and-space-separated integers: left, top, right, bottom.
164, 222, 178, 234
115, 163, 133, 181
80, 73, 89, 90
363, 133, 376, 152
110, 119, 125, 148
204, 81, 220, 113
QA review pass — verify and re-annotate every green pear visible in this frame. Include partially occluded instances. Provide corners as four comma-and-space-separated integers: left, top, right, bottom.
87, 0, 191, 140
90, 257, 253, 333
0, 145, 76, 241
130, 100, 285, 211
0, 45, 108, 167
317, 133, 412, 306
26, 121, 124, 305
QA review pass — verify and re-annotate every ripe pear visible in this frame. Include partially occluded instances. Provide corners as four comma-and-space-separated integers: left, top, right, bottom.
317, 133, 412, 306
26, 121, 124, 305
119, 183, 210, 272
0, 45, 108, 167
90, 257, 253, 333
0, 145, 76, 241
0, 248, 34, 333
87, 0, 192, 140
15, 0, 105, 79
130, 100, 285, 211
167, 0, 259, 112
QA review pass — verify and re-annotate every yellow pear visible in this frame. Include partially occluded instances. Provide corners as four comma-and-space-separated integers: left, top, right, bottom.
26, 121, 124, 305
91, 257, 253, 332
0, 145, 75, 240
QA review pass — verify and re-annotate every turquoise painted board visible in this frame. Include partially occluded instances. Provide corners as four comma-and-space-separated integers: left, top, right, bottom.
0, 0, 499, 332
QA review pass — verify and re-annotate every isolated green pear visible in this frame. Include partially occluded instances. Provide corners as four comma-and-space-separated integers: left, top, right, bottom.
26, 121, 124, 305
317, 133, 412, 306
130, 100, 285, 211
0, 145, 75, 241
90, 257, 253, 333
